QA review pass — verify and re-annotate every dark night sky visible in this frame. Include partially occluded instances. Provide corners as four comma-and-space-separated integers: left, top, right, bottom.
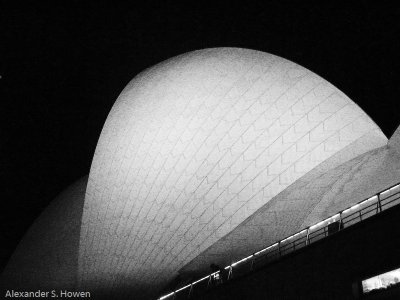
0, 1, 399, 270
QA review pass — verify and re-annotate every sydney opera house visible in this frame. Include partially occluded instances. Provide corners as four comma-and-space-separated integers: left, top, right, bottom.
1, 48, 399, 299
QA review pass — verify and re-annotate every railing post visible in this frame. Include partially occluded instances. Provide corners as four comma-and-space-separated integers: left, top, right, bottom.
206, 275, 212, 289
227, 266, 232, 280
338, 212, 343, 231
377, 193, 382, 212
278, 241, 281, 257
305, 227, 310, 245
188, 284, 193, 299
250, 256, 255, 270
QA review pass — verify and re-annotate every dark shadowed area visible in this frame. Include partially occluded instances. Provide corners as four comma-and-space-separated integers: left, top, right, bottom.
0, 177, 87, 290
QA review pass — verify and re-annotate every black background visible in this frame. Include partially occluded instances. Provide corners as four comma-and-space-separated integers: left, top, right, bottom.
0, 1, 399, 270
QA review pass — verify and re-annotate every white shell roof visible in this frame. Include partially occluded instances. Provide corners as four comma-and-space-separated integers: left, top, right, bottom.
78, 48, 386, 298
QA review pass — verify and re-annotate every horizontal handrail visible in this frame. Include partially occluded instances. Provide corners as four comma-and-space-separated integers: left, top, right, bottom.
158, 182, 400, 300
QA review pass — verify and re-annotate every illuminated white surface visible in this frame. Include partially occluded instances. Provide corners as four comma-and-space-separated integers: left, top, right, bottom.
362, 268, 400, 294
181, 129, 399, 278
78, 48, 386, 298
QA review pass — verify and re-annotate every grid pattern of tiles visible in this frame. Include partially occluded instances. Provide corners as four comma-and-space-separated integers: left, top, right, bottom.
180, 133, 395, 276
78, 48, 384, 298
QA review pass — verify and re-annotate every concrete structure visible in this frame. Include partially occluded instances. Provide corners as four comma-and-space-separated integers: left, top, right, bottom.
0, 176, 87, 291
389, 126, 400, 155
1, 48, 398, 300
80, 48, 389, 298
181, 128, 400, 277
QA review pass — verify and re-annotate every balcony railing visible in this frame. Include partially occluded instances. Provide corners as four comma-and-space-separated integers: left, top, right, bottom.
158, 182, 400, 300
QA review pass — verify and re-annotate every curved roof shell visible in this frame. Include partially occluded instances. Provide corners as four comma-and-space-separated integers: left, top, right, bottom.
78, 48, 387, 298
181, 134, 400, 277
0, 177, 87, 290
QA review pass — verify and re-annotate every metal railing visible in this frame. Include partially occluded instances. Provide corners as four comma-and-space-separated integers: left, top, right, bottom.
158, 182, 400, 300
